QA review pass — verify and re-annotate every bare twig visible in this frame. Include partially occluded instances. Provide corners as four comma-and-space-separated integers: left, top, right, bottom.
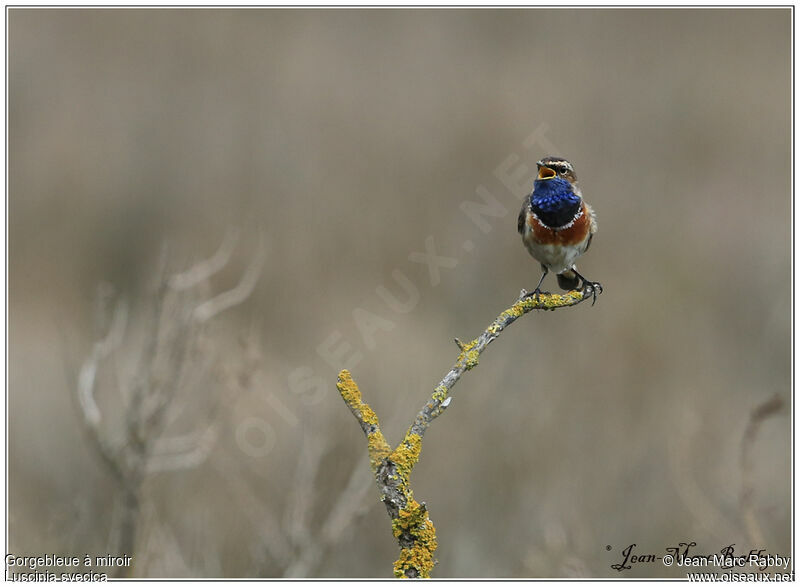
145, 424, 219, 474
193, 233, 266, 323
740, 393, 784, 546
78, 298, 129, 430
285, 434, 326, 554
168, 228, 241, 291
74, 230, 263, 576
282, 453, 377, 578
337, 283, 601, 577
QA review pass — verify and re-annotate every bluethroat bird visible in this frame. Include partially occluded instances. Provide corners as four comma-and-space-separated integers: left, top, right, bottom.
518, 156, 601, 302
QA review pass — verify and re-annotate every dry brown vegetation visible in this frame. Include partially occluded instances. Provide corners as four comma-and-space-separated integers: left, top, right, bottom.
8, 9, 790, 578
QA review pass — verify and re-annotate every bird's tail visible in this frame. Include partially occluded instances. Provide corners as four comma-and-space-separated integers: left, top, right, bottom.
557, 269, 580, 291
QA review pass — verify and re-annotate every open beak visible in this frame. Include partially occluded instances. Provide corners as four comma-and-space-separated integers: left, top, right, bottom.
537, 166, 557, 180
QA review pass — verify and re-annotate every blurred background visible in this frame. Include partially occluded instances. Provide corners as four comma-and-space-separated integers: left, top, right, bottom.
8, 8, 791, 579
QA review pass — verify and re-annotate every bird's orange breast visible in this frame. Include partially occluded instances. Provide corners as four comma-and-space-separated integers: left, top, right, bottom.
527, 201, 592, 247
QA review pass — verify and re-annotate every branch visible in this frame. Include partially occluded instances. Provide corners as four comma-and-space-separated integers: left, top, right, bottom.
193, 233, 266, 323
740, 393, 784, 546
77, 296, 130, 482
168, 228, 241, 291
337, 282, 601, 577
410, 284, 595, 438
78, 297, 128, 430
337, 371, 433, 578
74, 231, 263, 575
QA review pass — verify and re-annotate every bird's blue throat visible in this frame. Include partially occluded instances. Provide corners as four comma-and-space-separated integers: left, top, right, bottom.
530, 178, 581, 228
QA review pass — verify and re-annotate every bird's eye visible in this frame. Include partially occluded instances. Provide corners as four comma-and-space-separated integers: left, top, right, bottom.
559, 169, 568, 176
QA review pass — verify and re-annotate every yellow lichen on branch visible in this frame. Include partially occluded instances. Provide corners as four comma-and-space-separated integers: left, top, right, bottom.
336, 370, 438, 578
455, 338, 479, 370
391, 432, 422, 487
336, 369, 391, 471
392, 498, 438, 578
387, 432, 437, 577
336, 283, 601, 577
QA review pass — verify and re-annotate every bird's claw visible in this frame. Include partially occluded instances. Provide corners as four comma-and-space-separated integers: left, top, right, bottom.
523, 280, 602, 306
522, 288, 544, 302
583, 281, 603, 306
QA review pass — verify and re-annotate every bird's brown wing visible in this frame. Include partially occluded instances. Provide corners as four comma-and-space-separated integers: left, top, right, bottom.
517, 197, 528, 235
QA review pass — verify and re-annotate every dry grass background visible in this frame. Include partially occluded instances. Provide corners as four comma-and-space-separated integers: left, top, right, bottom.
8, 8, 791, 578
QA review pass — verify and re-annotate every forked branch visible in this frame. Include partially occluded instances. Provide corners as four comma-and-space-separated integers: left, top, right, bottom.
337, 282, 601, 577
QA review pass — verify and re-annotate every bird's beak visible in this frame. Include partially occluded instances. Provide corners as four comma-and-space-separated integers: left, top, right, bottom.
537, 166, 557, 180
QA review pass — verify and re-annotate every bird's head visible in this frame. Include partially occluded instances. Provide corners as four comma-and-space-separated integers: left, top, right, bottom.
536, 156, 577, 184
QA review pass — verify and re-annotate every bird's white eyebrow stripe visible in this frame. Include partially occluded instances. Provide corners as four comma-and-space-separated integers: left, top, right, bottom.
537, 160, 572, 169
